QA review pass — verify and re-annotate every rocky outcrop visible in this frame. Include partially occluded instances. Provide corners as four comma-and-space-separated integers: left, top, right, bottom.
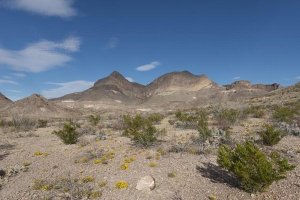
224, 81, 280, 92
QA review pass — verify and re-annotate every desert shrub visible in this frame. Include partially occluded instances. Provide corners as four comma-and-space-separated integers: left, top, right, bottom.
273, 106, 296, 123
259, 125, 284, 146
243, 106, 265, 118
115, 181, 129, 189
147, 113, 164, 124
52, 122, 79, 144
217, 141, 295, 193
123, 114, 157, 147
215, 108, 240, 130
196, 109, 211, 141
37, 119, 48, 128
88, 115, 101, 126
10, 115, 36, 132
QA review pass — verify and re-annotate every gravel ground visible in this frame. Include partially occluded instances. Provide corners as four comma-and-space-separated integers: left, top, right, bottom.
0, 121, 300, 200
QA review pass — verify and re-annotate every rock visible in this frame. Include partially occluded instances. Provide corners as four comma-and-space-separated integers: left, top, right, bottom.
136, 176, 155, 191
0, 170, 6, 178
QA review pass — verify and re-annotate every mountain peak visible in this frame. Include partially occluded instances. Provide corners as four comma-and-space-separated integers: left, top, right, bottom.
110, 71, 124, 79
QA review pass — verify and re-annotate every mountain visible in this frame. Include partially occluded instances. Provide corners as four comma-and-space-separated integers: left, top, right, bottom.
56, 71, 145, 104
2, 94, 77, 118
0, 93, 12, 110
224, 80, 280, 91
145, 71, 217, 96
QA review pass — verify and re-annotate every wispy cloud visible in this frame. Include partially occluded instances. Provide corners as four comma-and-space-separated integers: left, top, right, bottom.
42, 80, 93, 98
2, 0, 77, 18
136, 61, 160, 72
0, 79, 18, 85
0, 36, 81, 73
125, 77, 134, 82
12, 73, 27, 78
233, 76, 240, 80
6, 89, 22, 93
105, 37, 119, 49
296, 76, 300, 80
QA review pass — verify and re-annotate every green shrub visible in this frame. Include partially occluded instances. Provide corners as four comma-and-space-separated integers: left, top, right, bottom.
88, 115, 101, 126
259, 125, 283, 146
215, 109, 240, 130
243, 106, 265, 118
273, 106, 296, 123
217, 141, 295, 193
196, 109, 211, 141
37, 119, 48, 128
123, 114, 157, 147
52, 122, 79, 144
147, 113, 164, 124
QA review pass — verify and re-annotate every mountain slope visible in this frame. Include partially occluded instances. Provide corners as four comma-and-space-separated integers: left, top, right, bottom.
0, 92, 12, 110
56, 71, 146, 104
2, 94, 77, 118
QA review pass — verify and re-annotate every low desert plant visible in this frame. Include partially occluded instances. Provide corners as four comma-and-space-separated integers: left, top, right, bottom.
168, 172, 176, 178
52, 122, 79, 144
37, 119, 48, 128
123, 114, 157, 147
259, 125, 284, 146
215, 108, 240, 130
196, 109, 212, 141
273, 106, 296, 123
88, 115, 101, 126
243, 106, 265, 118
217, 141, 295, 193
115, 181, 129, 189
147, 113, 164, 124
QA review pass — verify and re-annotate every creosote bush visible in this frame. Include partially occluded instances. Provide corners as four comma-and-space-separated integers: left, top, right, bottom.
215, 108, 240, 130
123, 114, 157, 147
273, 106, 296, 123
217, 141, 295, 193
147, 113, 164, 124
88, 115, 101, 126
259, 125, 284, 146
196, 109, 211, 141
52, 122, 79, 144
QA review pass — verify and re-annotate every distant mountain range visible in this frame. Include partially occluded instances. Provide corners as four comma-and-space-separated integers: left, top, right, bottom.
0, 71, 283, 116
55, 71, 279, 104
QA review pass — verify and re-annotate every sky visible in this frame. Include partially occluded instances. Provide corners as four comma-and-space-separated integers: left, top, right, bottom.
0, 0, 299, 100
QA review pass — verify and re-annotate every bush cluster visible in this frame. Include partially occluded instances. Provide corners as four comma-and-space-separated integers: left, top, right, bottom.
88, 115, 101, 126
215, 108, 240, 130
273, 106, 296, 123
243, 106, 265, 118
217, 141, 295, 193
259, 124, 284, 146
123, 114, 157, 147
52, 122, 79, 144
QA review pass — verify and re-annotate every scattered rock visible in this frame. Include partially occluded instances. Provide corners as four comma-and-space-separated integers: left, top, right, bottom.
136, 176, 155, 191
0, 170, 6, 178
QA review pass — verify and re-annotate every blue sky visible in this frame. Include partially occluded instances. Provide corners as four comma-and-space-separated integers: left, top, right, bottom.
0, 0, 299, 100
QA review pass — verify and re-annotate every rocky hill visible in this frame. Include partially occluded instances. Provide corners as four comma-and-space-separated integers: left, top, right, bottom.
0, 93, 12, 110
56, 71, 146, 104
2, 94, 77, 118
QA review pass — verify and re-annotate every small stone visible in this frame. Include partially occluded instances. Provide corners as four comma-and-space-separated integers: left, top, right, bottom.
136, 176, 155, 191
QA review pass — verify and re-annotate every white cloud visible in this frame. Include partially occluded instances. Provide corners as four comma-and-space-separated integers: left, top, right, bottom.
42, 80, 93, 98
136, 61, 160, 72
0, 36, 81, 73
105, 37, 119, 49
0, 79, 18, 85
125, 77, 134, 82
2, 75, 11, 79
2, 0, 77, 18
12, 73, 27, 78
233, 76, 240, 80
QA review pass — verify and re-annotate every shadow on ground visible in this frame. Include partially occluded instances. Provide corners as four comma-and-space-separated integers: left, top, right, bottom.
196, 162, 240, 189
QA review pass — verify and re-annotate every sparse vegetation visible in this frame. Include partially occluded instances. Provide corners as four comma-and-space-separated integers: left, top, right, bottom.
37, 119, 48, 128
215, 108, 240, 130
243, 106, 265, 118
52, 122, 79, 144
115, 181, 129, 189
273, 106, 296, 123
259, 124, 284, 146
217, 141, 295, 193
88, 115, 101, 126
168, 172, 176, 178
123, 114, 158, 147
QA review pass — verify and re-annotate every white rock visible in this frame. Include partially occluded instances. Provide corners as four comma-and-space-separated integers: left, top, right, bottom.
136, 176, 155, 191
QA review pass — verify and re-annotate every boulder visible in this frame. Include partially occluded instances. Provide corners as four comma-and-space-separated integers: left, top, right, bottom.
136, 176, 155, 191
